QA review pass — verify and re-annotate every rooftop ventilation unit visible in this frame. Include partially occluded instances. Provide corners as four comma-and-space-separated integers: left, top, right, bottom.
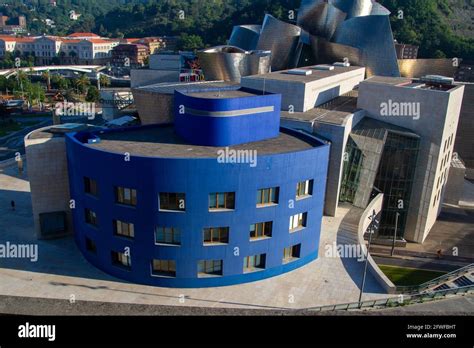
286, 69, 313, 76
333, 61, 351, 67
421, 75, 454, 85
312, 65, 335, 71
50, 123, 87, 134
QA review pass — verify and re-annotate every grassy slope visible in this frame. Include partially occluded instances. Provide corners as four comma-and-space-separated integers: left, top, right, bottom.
379, 265, 447, 286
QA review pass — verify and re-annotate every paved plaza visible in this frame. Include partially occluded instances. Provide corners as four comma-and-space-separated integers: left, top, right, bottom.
0, 162, 387, 311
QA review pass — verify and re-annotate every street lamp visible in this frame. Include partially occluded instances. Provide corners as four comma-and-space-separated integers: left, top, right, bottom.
358, 209, 379, 307
391, 212, 400, 257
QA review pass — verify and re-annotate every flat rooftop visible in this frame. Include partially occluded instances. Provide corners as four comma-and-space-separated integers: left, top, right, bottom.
363, 76, 461, 92
185, 89, 264, 99
243, 65, 365, 84
133, 81, 240, 95
362, 76, 412, 86
281, 90, 361, 125
28, 125, 101, 140
84, 125, 318, 158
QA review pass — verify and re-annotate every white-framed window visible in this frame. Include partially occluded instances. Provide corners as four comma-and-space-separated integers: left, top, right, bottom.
243, 254, 266, 272
296, 179, 313, 199
283, 244, 301, 263
289, 213, 307, 232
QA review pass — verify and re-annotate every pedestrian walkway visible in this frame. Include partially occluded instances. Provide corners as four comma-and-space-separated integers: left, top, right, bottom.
0, 162, 387, 311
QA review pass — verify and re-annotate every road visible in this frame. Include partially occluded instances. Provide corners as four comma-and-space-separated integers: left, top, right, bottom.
0, 118, 51, 161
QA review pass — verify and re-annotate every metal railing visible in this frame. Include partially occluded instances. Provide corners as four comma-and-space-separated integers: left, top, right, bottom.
306, 285, 474, 312
395, 263, 474, 294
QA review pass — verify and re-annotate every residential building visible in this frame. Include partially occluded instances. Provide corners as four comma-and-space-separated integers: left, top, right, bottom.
111, 43, 149, 67
0, 35, 17, 57
34, 35, 62, 65
76, 38, 119, 65
67, 32, 101, 40
131, 51, 203, 87
14, 37, 35, 56
0, 13, 27, 34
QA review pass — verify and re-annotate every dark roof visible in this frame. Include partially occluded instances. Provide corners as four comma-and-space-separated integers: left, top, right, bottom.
281, 91, 360, 125
243, 65, 364, 83
86, 125, 318, 158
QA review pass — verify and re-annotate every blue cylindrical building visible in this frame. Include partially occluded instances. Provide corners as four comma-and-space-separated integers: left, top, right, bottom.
65, 88, 330, 288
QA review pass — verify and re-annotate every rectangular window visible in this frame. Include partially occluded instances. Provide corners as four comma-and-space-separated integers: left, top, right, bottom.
115, 187, 137, 206
198, 260, 223, 277
243, 254, 266, 272
203, 227, 229, 245
111, 251, 131, 269
209, 192, 235, 210
114, 220, 135, 239
84, 177, 98, 196
289, 213, 307, 231
85, 208, 98, 227
283, 244, 301, 263
159, 192, 186, 211
152, 259, 176, 277
155, 227, 181, 246
256, 187, 279, 206
249, 221, 273, 240
296, 180, 313, 199
85, 237, 96, 254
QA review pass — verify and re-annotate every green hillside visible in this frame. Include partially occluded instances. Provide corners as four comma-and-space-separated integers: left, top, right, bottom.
0, 0, 472, 59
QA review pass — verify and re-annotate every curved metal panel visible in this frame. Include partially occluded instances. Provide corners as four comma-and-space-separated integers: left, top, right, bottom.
331, 0, 373, 18
297, 1, 347, 40
256, 14, 302, 71
298, 0, 324, 23
370, 2, 391, 16
398, 59, 457, 78
228, 25, 261, 51
310, 35, 363, 67
332, 15, 400, 77
198, 46, 271, 82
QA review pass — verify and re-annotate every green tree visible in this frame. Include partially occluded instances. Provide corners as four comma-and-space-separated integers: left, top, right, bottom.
41, 70, 51, 91
99, 74, 111, 89
74, 74, 90, 94
86, 86, 100, 102
177, 33, 204, 52
51, 74, 70, 91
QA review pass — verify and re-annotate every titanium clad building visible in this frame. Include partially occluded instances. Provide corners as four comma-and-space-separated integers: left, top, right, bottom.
197, 46, 271, 82
297, 1, 347, 40
357, 76, 465, 243
241, 64, 366, 112
228, 25, 261, 51
330, 15, 400, 77
256, 14, 302, 71
65, 88, 330, 288
297, 0, 399, 77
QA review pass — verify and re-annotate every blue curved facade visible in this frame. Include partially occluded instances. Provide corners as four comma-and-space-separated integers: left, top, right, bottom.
65, 126, 330, 288
174, 89, 281, 147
